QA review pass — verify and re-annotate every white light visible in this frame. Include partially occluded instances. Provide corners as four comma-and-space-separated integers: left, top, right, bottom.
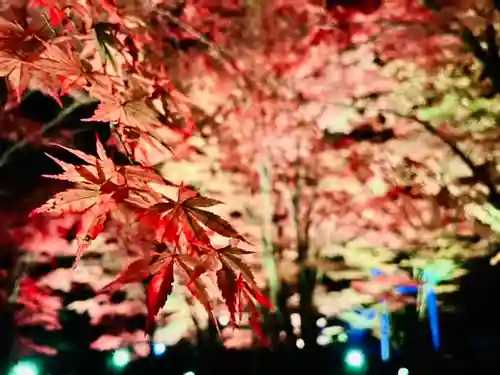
345, 349, 365, 368
398, 368, 409, 375
291, 313, 301, 327
296, 338, 305, 349
316, 335, 331, 346
218, 314, 230, 326
184, 372, 195, 375
152, 342, 167, 356
111, 348, 132, 368
316, 317, 327, 328
9, 362, 40, 375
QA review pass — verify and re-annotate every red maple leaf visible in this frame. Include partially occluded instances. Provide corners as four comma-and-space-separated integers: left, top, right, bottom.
219, 270, 274, 345
143, 183, 248, 245
83, 77, 168, 144
0, 17, 46, 101
29, 135, 164, 264
99, 248, 213, 333
33, 40, 92, 100
192, 239, 274, 344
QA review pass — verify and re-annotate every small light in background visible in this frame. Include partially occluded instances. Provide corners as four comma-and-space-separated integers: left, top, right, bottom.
337, 332, 348, 343
110, 348, 132, 370
316, 317, 327, 328
296, 338, 305, 349
152, 342, 167, 356
291, 313, 301, 327
344, 348, 366, 370
184, 371, 195, 375
279, 331, 287, 341
397, 368, 409, 375
316, 335, 332, 346
218, 314, 230, 326
8, 360, 41, 375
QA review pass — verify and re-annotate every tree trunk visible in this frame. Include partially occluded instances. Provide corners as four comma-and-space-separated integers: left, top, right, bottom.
298, 241, 318, 346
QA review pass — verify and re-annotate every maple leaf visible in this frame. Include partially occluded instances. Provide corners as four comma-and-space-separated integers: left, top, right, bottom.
191, 239, 274, 343
0, 11, 61, 101
146, 252, 217, 332
34, 40, 89, 98
145, 183, 248, 245
192, 239, 254, 279
83, 77, 168, 144
218, 268, 273, 345
87, 97, 161, 130
146, 257, 175, 331
0, 18, 45, 101
101, 260, 153, 296
97, 252, 173, 330
98, 248, 210, 333
29, 135, 162, 264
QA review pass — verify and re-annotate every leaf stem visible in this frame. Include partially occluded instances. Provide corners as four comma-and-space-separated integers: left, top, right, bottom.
111, 123, 134, 164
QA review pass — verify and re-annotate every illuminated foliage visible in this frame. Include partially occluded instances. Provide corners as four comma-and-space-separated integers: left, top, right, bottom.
2, 0, 500, 354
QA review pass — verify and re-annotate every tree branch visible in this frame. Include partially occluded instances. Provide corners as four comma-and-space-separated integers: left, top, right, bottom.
0, 97, 96, 169
385, 110, 500, 207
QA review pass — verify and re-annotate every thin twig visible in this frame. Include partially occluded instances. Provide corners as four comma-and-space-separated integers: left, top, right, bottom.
159, 10, 236, 71
111, 123, 134, 164
0, 97, 96, 168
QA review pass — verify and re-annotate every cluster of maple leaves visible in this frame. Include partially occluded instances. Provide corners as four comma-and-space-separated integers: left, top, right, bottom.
0, 0, 278, 342
29, 136, 272, 338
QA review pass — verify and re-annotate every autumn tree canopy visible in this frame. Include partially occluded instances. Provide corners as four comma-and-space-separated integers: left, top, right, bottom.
2, 0, 500, 358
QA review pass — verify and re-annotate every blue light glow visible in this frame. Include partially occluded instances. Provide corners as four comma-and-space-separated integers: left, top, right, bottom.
152, 342, 167, 356
426, 287, 440, 350
380, 306, 391, 361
